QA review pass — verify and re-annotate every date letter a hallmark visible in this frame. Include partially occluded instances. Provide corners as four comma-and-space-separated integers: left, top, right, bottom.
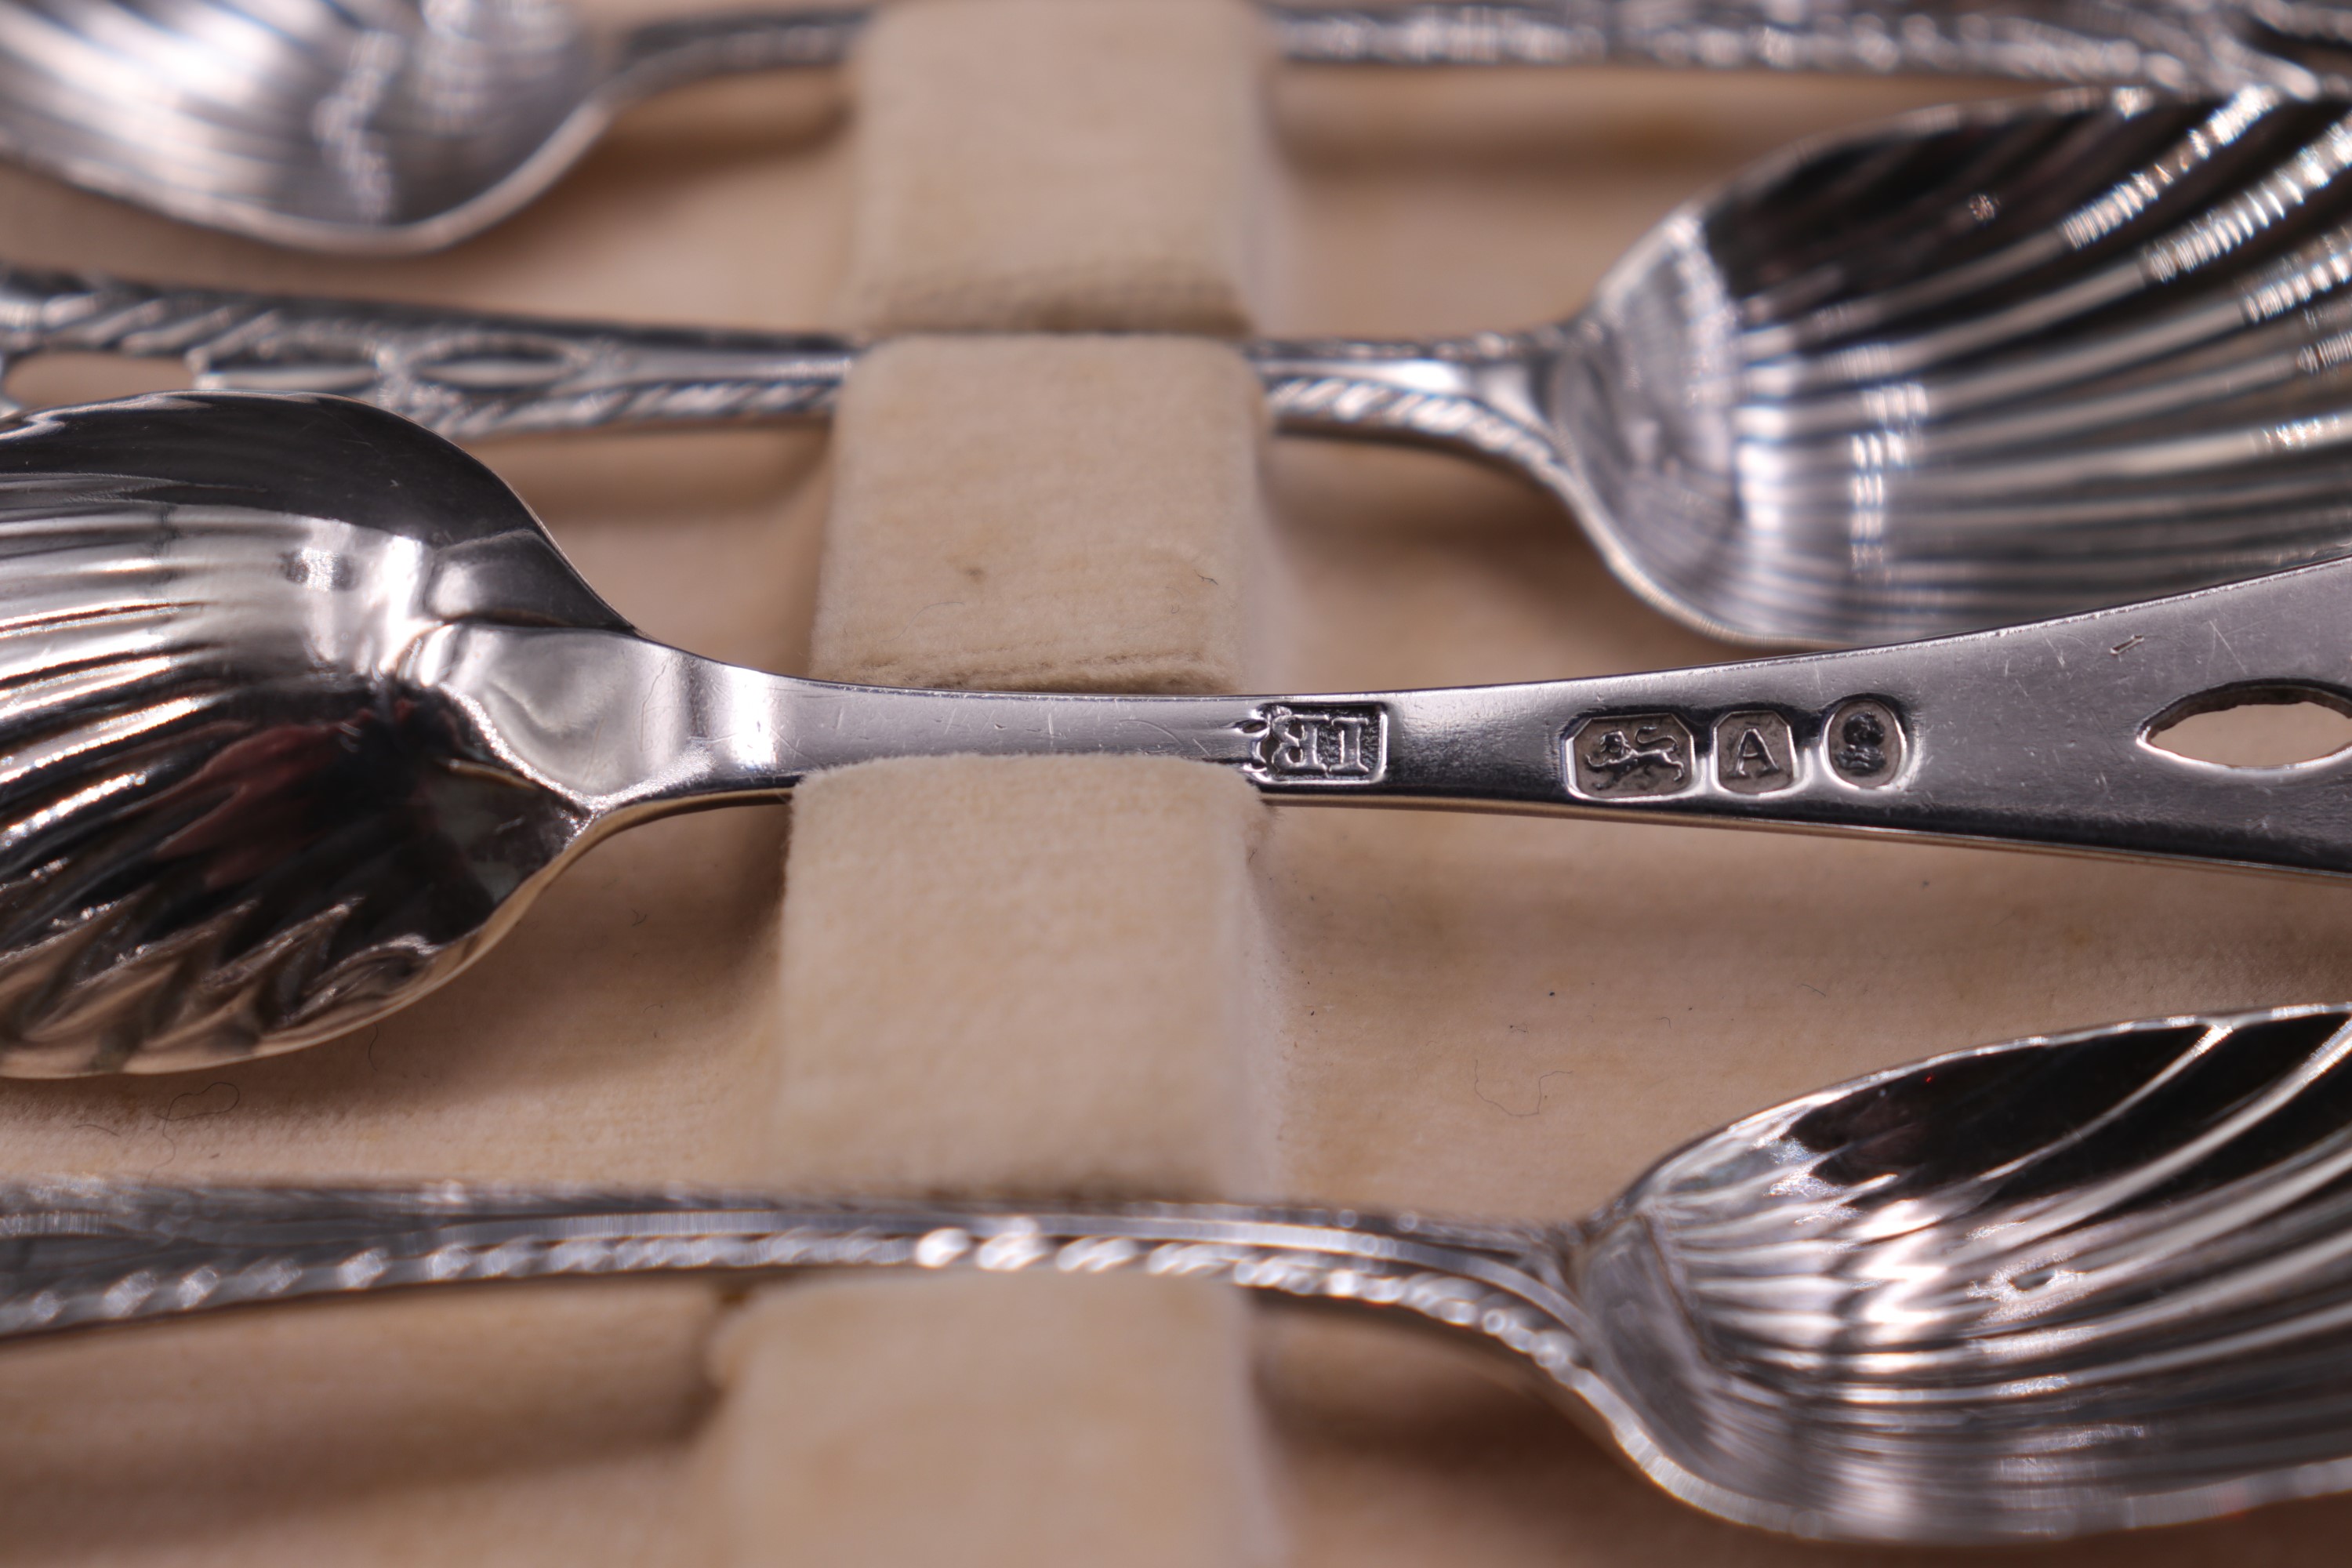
1714, 710, 1796, 796
1238, 703, 1388, 786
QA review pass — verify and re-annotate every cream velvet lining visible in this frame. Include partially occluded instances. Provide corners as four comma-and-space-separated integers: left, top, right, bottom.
833, 0, 1272, 334
0, 0, 2348, 1563
809, 335, 1265, 693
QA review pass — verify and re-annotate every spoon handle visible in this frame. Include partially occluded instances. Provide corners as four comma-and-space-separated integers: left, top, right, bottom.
606, 9, 870, 96
1243, 331, 1570, 483
0, 266, 1577, 473
0, 267, 1562, 466
0, 265, 857, 441
588, 550, 2352, 876
1265, 0, 2277, 87
0, 1179, 1568, 1356
1283, 552, 2352, 875
0, 267, 1522, 453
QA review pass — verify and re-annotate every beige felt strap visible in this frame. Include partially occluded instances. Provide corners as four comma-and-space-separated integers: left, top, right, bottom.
706, 1273, 1274, 1568
764, 751, 1268, 1197
834, 0, 1272, 335
710, 329, 1277, 1565
810, 335, 1264, 693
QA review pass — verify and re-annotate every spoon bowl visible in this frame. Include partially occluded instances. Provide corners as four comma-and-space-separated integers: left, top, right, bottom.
1573, 1000, 2352, 1537
0, 0, 861, 252
0, 392, 626, 1070
13, 1003, 2352, 1542
1268, 86, 2352, 642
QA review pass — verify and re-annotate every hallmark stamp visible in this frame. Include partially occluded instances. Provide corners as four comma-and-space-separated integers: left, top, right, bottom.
1239, 703, 1386, 785
1824, 698, 1905, 786
1715, 710, 1796, 794
1568, 714, 1694, 799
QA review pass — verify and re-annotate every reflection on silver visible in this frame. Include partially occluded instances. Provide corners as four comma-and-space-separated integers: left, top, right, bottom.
0, 0, 862, 252
13, 1004, 2352, 1544
9, 1, 2352, 252
0, 262, 856, 436
1268, 88, 2352, 644
1275, 0, 2352, 87
11, 391, 2352, 1073
35, 92, 2352, 643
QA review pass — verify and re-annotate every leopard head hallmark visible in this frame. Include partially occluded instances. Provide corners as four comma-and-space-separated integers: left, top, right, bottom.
1236, 702, 1388, 786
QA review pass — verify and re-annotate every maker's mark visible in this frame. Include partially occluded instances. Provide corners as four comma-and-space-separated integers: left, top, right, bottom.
1237, 703, 1387, 786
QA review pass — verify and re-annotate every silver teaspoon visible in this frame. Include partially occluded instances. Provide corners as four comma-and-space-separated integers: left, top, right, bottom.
25, 89, 2352, 644
12, 388, 2352, 1075
2, 0, 2349, 256
13, 1002, 2352, 1544
0, 0, 864, 253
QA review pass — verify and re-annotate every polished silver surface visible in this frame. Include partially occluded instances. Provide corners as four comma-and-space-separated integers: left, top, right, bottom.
11, 390, 2352, 1074
37, 90, 2352, 643
13, 1003, 2352, 1542
0, 261, 855, 436
0, 0, 862, 252
1269, 86, 2352, 643
1270, 0, 2352, 88
11, 1, 2352, 253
